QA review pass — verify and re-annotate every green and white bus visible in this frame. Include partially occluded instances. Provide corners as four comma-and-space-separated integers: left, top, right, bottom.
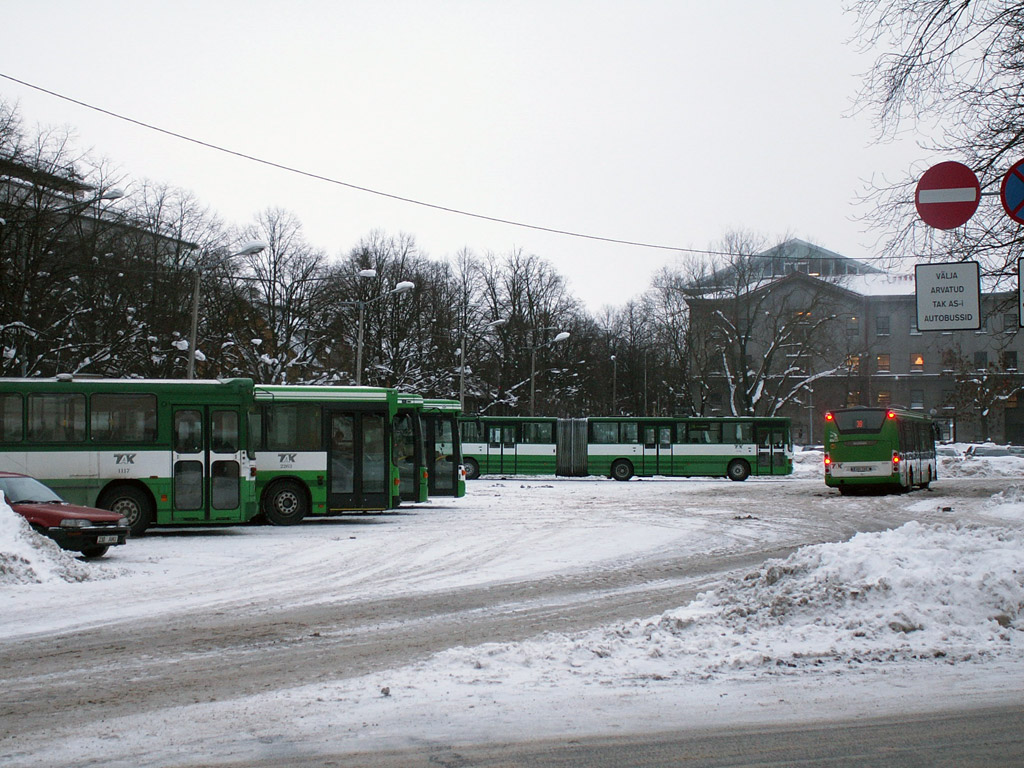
458, 415, 792, 481
252, 384, 402, 524
421, 399, 466, 498
824, 406, 939, 494
0, 376, 258, 535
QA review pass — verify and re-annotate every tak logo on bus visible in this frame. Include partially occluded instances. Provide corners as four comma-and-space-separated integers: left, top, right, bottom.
114, 453, 136, 465
278, 453, 297, 464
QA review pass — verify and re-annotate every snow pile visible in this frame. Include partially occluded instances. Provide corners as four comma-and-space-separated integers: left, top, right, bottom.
0, 494, 102, 585
418, 521, 1024, 691
791, 449, 824, 478
942, 453, 1024, 478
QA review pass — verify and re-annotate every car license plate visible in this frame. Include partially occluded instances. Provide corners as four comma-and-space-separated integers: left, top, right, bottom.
97, 535, 119, 544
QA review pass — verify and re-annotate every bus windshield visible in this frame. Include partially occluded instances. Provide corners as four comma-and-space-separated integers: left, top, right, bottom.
832, 410, 887, 433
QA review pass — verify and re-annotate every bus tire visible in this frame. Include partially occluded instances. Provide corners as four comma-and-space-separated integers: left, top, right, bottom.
464, 458, 480, 481
727, 459, 751, 482
611, 459, 634, 481
98, 485, 154, 537
263, 480, 308, 526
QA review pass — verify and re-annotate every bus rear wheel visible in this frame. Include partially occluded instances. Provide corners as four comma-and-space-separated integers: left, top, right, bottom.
611, 459, 634, 481
464, 458, 480, 481
98, 485, 153, 537
263, 480, 308, 526
727, 459, 751, 482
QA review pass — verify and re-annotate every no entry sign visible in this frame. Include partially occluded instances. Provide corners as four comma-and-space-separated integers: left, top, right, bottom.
915, 161, 980, 229
1002, 159, 1024, 225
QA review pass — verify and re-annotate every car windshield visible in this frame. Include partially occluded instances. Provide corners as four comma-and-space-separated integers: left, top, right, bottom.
0, 477, 65, 504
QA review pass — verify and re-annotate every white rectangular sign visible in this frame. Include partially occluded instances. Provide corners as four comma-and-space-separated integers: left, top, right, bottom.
915, 261, 981, 331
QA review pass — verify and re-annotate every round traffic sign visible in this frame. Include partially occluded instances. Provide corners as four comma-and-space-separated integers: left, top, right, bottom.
1001, 159, 1024, 225
915, 161, 980, 229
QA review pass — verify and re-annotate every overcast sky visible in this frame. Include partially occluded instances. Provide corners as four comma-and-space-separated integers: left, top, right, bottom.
1, 1, 928, 309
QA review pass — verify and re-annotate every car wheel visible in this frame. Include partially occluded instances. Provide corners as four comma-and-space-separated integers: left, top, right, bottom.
464, 458, 480, 481
98, 485, 153, 537
727, 459, 751, 482
80, 545, 109, 559
611, 459, 634, 481
263, 480, 308, 526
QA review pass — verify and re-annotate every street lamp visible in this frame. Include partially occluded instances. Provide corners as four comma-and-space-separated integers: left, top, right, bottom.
611, 355, 617, 414
529, 331, 570, 416
459, 318, 506, 411
352, 279, 415, 386
187, 239, 268, 378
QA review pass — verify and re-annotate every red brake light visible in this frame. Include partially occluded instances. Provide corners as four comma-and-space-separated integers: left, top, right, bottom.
823, 454, 831, 465
825, 412, 834, 421
887, 410, 897, 419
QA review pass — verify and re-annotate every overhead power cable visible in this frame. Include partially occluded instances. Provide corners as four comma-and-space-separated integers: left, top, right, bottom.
0, 71, 729, 256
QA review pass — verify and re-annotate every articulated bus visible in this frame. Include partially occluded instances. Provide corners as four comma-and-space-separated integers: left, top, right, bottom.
252, 384, 402, 524
0, 376, 257, 535
421, 399, 466, 498
824, 406, 939, 494
458, 415, 792, 481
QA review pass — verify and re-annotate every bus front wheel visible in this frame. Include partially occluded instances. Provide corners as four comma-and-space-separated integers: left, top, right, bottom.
464, 458, 480, 481
98, 485, 154, 537
263, 480, 308, 526
727, 460, 751, 482
611, 459, 634, 481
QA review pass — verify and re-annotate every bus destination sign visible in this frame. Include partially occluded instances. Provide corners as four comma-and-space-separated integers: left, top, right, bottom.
915, 262, 982, 332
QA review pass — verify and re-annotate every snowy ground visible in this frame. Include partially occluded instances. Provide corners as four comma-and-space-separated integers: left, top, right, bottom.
2, 449, 1024, 766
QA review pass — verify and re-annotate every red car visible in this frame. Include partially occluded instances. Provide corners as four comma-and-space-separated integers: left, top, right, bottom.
0, 472, 129, 558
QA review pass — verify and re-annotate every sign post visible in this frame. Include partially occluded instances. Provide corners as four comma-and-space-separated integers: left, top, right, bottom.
915, 262, 982, 331
915, 161, 981, 229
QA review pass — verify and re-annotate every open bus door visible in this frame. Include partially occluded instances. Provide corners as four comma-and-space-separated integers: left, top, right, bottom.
326, 409, 392, 511
171, 405, 249, 524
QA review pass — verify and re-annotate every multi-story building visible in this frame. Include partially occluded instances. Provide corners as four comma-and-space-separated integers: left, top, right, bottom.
685, 240, 1024, 444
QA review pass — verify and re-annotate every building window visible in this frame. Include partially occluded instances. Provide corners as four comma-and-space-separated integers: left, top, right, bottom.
910, 353, 924, 372
1002, 351, 1018, 371
1003, 313, 1018, 333
975, 351, 989, 371
845, 354, 861, 372
910, 389, 924, 409
877, 390, 892, 406
1007, 392, 1019, 409
910, 316, 921, 335
876, 315, 890, 336
876, 353, 891, 372
846, 316, 859, 336
846, 390, 861, 407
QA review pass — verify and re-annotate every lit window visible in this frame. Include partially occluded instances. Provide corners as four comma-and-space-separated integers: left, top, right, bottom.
876, 353, 890, 372
910, 353, 924, 372
877, 390, 891, 406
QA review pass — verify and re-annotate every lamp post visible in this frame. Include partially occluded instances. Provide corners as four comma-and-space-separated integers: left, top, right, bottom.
459, 318, 506, 411
529, 331, 570, 416
611, 355, 617, 414
351, 278, 415, 386
187, 240, 268, 379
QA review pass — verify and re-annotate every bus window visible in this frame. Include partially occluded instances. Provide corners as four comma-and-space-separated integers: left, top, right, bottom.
591, 422, 618, 444
91, 393, 158, 443
211, 410, 239, 453
460, 420, 484, 443
522, 422, 553, 444
266, 404, 321, 451
621, 422, 639, 444
724, 421, 753, 444
0, 393, 22, 443
687, 422, 721, 444
362, 414, 387, 494
174, 410, 203, 454
488, 425, 515, 447
27, 393, 86, 443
